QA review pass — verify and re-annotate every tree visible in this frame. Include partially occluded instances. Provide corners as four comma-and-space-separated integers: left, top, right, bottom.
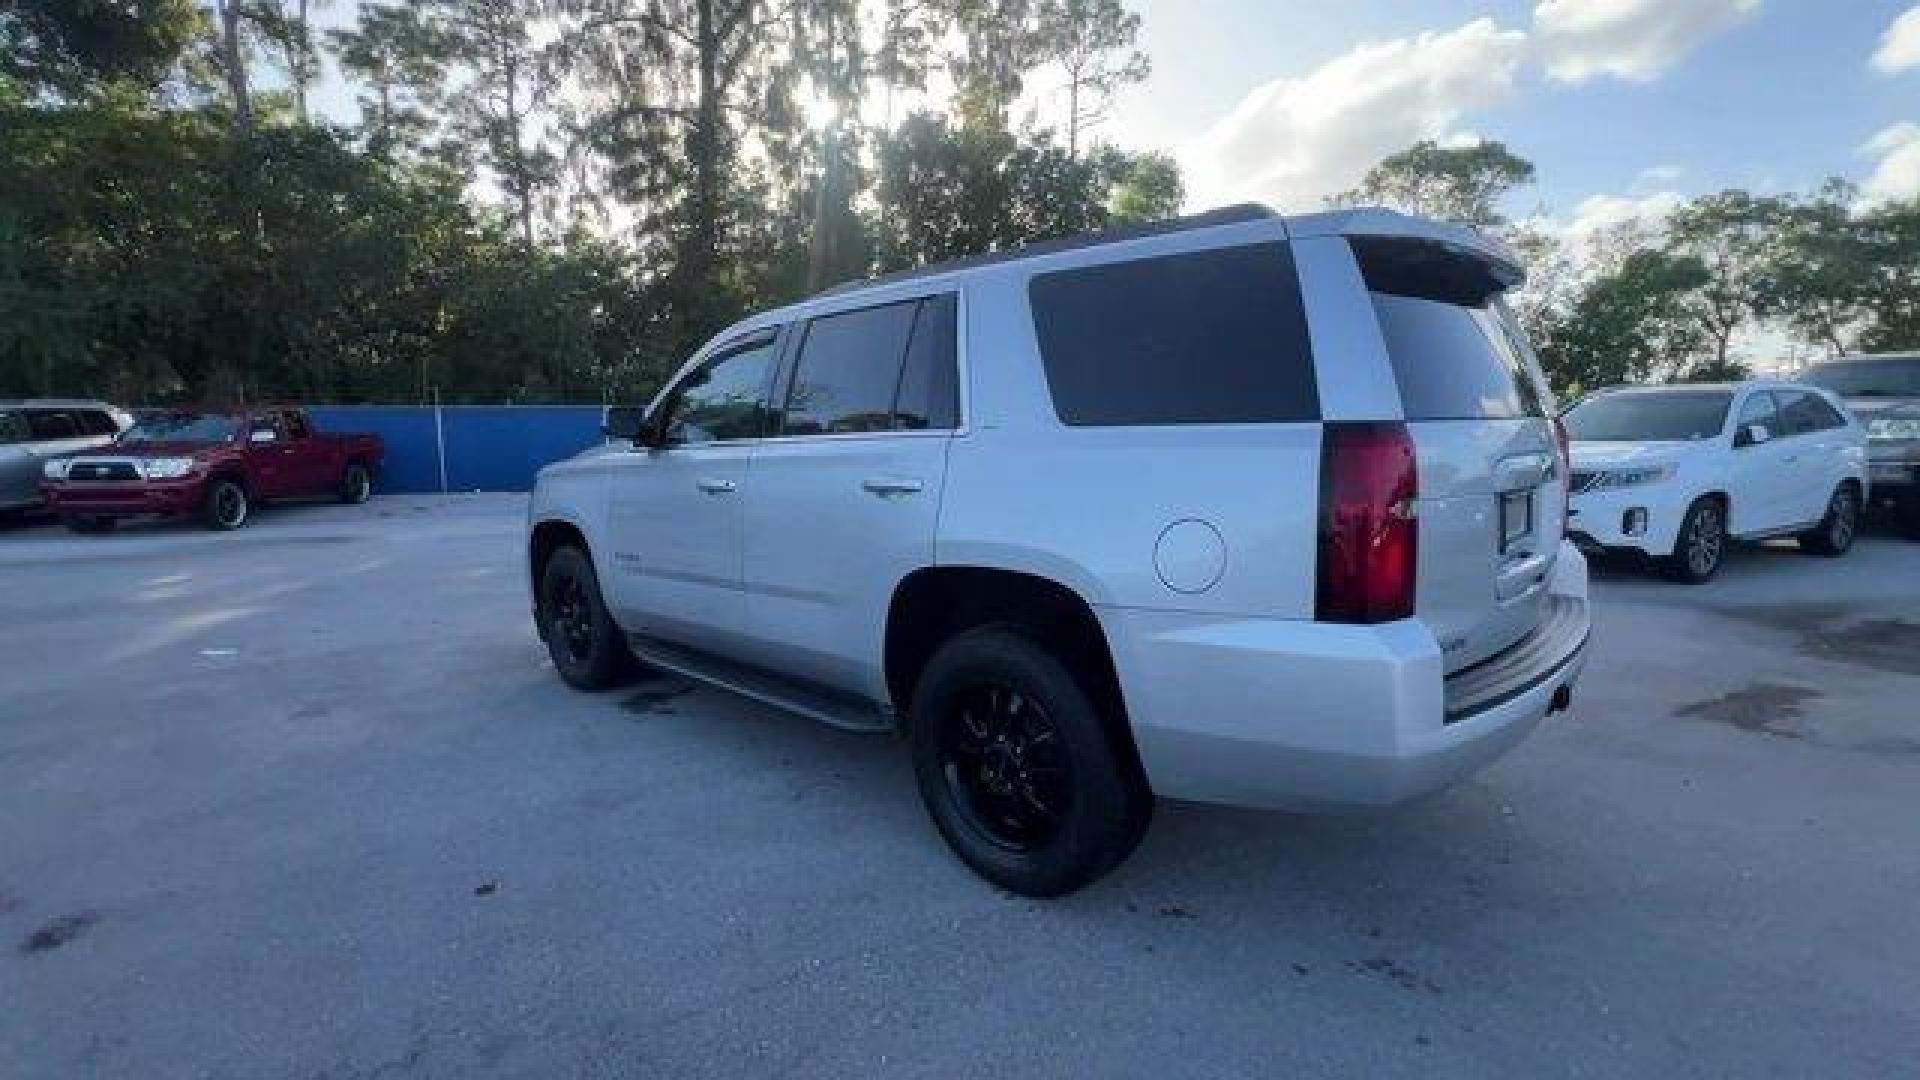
1665, 190, 1786, 371
327, 3, 450, 158
1036, 0, 1149, 158
1107, 150, 1182, 224
1532, 249, 1714, 398
431, 0, 558, 248
1331, 139, 1536, 231
1764, 181, 1877, 356
1855, 198, 1920, 353
0, 0, 205, 97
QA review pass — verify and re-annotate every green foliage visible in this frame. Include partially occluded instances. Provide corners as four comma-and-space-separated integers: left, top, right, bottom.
2, 0, 1187, 405
1331, 139, 1536, 230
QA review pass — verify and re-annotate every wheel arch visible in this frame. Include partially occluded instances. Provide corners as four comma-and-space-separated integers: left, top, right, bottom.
883, 564, 1149, 793
529, 517, 591, 619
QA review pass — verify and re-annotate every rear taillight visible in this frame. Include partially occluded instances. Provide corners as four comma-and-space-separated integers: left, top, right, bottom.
1316, 422, 1418, 624
1553, 415, 1572, 525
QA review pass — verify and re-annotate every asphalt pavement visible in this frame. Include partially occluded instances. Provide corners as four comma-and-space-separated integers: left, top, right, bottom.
2, 495, 1915, 1078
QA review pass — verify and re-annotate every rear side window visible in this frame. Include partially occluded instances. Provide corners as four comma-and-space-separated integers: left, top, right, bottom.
784, 302, 920, 435
26, 410, 80, 440
894, 294, 960, 430
1028, 243, 1319, 426
1776, 389, 1845, 435
80, 410, 119, 436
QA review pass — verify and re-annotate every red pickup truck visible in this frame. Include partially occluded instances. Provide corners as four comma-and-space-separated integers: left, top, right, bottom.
42, 408, 383, 532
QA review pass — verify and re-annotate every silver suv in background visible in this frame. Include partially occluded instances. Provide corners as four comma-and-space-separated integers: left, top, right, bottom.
1801, 352, 1920, 540
526, 206, 1591, 895
0, 400, 132, 513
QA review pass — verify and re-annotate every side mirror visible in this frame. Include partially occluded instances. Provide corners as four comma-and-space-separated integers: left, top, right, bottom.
249, 428, 278, 444
1735, 423, 1771, 448
602, 406, 646, 443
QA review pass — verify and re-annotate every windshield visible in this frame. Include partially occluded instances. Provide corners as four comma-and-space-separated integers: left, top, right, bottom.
1563, 391, 1734, 442
1801, 358, 1920, 398
120, 412, 240, 444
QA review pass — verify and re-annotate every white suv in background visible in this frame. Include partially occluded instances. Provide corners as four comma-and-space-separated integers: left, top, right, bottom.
527, 206, 1591, 895
1564, 382, 1868, 582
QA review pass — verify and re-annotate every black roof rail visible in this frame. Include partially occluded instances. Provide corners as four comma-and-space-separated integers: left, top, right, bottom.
820, 203, 1277, 298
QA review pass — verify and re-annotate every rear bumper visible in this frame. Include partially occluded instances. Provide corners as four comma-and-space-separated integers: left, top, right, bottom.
42, 478, 207, 516
1101, 542, 1590, 812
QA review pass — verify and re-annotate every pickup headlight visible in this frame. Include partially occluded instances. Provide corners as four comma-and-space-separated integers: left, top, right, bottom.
1866, 417, 1920, 441
1590, 465, 1675, 490
42, 459, 70, 481
137, 457, 196, 479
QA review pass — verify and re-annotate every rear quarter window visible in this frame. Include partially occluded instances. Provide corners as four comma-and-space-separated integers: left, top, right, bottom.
1027, 242, 1319, 426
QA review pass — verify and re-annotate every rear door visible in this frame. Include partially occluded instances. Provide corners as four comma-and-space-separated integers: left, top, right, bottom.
1352, 238, 1564, 673
1773, 388, 1850, 523
738, 293, 959, 701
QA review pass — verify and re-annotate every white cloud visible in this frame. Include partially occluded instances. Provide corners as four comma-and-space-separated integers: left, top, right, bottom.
1872, 6, 1920, 74
1534, 0, 1761, 84
1179, 19, 1528, 212
1860, 123, 1920, 207
1564, 190, 1686, 245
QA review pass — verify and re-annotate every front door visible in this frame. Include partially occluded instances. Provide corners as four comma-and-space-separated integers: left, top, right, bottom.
604, 330, 782, 655
740, 294, 960, 702
1728, 390, 1797, 534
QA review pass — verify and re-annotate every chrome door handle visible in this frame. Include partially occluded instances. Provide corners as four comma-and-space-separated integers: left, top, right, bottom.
862, 477, 924, 496
695, 478, 736, 494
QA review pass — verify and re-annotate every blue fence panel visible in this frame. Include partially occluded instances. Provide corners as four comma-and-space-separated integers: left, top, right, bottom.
307, 406, 608, 494
442, 407, 604, 492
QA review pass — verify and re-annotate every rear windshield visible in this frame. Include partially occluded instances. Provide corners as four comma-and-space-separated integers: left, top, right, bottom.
1562, 391, 1734, 442
1353, 236, 1547, 422
1028, 242, 1319, 426
122, 413, 241, 444
1801, 357, 1920, 399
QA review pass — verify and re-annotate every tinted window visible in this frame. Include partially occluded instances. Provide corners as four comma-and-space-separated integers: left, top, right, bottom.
1371, 294, 1544, 420
1562, 391, 1734, 442
26, 410, 80, 440
1028, 243, 1318, 426
894, 294, 960, 430
285, 411, 312, 439
1776, 389, 1842, 436
0, 410, 27, 444
784, 301, 919, 435
1802, 357, 1920, 398
1735, 391, 1781, 437
80, 410, 119, 436
664, 336, 778, 445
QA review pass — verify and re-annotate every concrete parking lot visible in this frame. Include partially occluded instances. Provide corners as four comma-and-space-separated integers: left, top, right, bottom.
2, 494, 1915, 1078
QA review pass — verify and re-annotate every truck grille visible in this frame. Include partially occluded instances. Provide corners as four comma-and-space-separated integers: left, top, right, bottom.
66, 460, 139, 482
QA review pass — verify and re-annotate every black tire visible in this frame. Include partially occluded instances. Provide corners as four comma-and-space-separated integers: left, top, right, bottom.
908, 627, 1151, 897
539, 545, 632, 691
1798, 482, 1860, 557
340, 462, 373, 504
63, 515, 116, 534
202, 477, 250, 531
1900, 498, 1920, 543
1662, 496, 1727, 583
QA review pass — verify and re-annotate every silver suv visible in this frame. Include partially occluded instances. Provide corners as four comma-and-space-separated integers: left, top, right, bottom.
0, 399, 132, 512
527, 206, 1591, 895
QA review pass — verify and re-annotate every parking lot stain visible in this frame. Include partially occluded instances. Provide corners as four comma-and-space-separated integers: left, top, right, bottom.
1350, 955, 1443, 995
20, 910, 99, 954
474, 879, 500, 897
1721, 604, 1920, 677
1676, 682, 1821, 739
621, 677, 697, 717
1156, 904, 1198, 920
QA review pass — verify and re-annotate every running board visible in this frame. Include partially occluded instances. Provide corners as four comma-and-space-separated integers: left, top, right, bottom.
628, 635, 895, 734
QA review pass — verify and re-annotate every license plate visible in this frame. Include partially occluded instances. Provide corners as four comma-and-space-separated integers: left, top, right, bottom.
1499, 490, 1534, 552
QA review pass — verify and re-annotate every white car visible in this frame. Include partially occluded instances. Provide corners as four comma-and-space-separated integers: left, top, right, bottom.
1563, 382, 1869, 581
527, 205, 1590, 895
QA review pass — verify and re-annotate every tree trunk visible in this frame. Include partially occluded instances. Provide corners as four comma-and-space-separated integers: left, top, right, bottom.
679, 0, 723, 327
216, 0, 254, 137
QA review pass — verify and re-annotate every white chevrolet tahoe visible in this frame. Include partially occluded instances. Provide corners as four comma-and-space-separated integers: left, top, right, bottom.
1564, 382, 1869, 582
527, 206, 1591, 896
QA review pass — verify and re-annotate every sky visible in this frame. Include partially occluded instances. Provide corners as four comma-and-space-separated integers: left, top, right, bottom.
310, 1, 1920, 241
1098, 0, 1920, 237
